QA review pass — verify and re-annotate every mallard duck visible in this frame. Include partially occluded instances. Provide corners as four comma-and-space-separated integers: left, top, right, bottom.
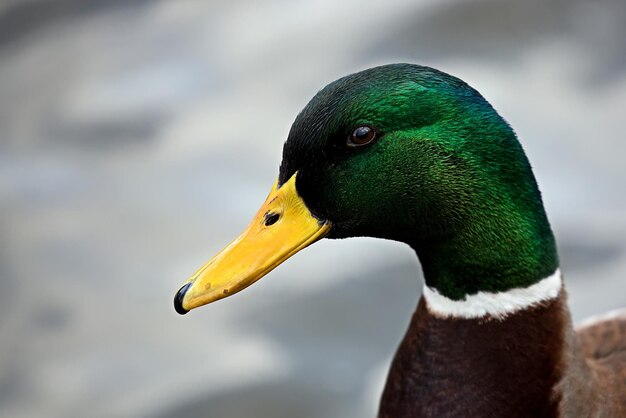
174, 64, 626, 417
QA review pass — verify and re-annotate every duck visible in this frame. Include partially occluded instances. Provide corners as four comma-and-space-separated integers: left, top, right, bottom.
173, 64, 626, 417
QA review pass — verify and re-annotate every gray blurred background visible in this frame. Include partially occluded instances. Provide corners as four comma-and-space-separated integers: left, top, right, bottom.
1, 0, 625, 417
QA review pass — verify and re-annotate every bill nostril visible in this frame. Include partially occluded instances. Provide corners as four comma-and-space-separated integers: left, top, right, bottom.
264, 212, 280, 226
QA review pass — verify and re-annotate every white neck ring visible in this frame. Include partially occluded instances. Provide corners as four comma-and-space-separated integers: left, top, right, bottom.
422, 269, 562, 320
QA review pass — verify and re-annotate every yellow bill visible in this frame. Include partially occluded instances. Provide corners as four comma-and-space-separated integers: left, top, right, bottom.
174, 173, 330, 314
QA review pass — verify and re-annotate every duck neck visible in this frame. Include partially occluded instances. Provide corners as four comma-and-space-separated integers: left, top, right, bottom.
379, 291, 572, 418
409, 191, 559, 301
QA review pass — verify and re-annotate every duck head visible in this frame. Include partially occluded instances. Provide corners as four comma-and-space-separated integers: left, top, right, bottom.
175, 64, 557, 314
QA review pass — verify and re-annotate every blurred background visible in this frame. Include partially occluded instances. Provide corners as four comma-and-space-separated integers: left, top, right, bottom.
1, 0, 625, 417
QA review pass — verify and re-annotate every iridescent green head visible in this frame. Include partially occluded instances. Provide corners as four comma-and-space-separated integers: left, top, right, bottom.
175, 64, 559, 315
280, 64, 558, 300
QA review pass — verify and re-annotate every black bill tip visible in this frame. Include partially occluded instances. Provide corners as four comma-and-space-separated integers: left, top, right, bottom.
174, 283, 191, 315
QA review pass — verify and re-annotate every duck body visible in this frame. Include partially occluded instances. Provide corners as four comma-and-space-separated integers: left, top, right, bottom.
381, 292, 567, 417
382, 291, 626, 417
174, 64, 626, 417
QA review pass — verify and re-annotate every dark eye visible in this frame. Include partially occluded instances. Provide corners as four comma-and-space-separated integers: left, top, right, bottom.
347, 125, 376, 147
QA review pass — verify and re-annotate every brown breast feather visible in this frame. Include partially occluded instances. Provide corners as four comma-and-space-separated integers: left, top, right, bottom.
379, 293, 626, 418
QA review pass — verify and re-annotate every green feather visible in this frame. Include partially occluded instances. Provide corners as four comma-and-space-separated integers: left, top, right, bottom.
280, 64, 558, 300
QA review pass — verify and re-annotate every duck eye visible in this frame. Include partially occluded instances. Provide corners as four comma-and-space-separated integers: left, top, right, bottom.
347, 125, 376, 147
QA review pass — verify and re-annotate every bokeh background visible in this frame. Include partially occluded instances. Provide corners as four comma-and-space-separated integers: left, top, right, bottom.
1, 0, 625, 417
